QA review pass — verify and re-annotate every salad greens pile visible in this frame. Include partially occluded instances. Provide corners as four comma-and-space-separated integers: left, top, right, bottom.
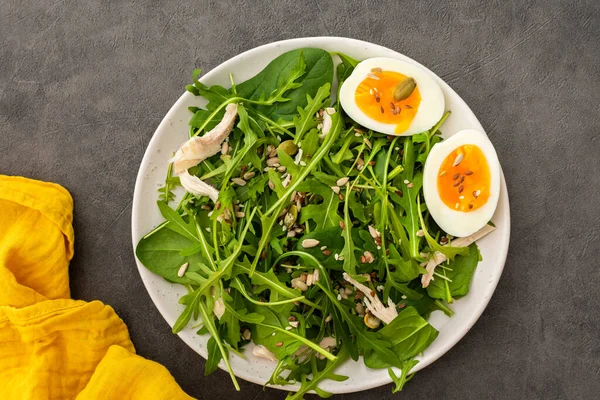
136, 48, 482, 398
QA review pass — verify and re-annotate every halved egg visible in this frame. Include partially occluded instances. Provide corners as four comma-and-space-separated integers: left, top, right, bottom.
339, 57, 445, 135
423, 129, 501, 237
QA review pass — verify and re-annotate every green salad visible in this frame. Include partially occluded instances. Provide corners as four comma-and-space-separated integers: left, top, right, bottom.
136, 48, 492, 399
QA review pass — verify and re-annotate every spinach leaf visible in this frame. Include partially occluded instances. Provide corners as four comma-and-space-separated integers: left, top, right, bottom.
237, 48, 334, 121
364, 306, 438, 368
135, 228, 204, 285
333, 52, 359, 85
427, 243, 480, 300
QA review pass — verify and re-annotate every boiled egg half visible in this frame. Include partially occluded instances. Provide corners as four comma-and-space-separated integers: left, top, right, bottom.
423, 129, 500, 237
339, 57, 445, 135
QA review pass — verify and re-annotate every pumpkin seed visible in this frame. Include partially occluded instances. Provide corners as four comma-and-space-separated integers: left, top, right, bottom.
278, 140, 298, 156
393, 77, 417, 101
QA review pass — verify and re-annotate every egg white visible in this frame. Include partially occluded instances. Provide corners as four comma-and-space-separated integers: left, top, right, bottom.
423, 129, 501, 238
339, 57, 445, 136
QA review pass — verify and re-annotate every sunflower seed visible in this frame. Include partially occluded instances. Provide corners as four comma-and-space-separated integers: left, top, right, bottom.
370, 67, 382, 73
336, 177, 349, 186
231, 178, 246, 186
368, 73, 380, 80
243, 171, 255, 180
368, 225, 381, 239
331, 186, 341, 194
301, 239, 320, 248
453, 153, 464, 166
177, 262, 189, 277
355, 302, 365, 316
266, 157, 280, 166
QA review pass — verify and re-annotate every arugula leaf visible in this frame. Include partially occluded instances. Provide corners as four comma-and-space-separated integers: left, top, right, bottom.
387, 245, 422, 282
187, 68, 233, 110
340, 184, 358, 276
198, 301, 240, 390
388, 358, 419, 393
292, 227, 344, 269
237, 48, 334, 121
286, 347, 349, 400
172, 287, 202, 333
157, 162, 177, 204
205, 336, 223, 376
232, 259, 320, 309
157, 201, 198, 242
316, 282, 401, 368
416, 198, 469, 260
296, 179, 342, 229
292, 83, 331, 143
348, 189, 367, 223
391, 137, 423, 260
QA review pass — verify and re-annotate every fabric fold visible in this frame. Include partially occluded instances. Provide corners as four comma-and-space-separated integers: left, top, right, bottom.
0, 175, 193, 400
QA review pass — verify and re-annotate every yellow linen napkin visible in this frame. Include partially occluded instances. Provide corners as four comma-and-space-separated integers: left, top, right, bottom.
0, 175, 193, 400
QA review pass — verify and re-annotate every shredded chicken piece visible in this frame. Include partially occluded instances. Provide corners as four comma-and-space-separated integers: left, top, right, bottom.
252, 344, 278, 362
343, 272, 398, 324
319, 107, 336, 139
213, 297, 225, 320
319, 336, 336, 350
421, 224, 496, 288
179, 170, 219, 202
171, 103, 238, 174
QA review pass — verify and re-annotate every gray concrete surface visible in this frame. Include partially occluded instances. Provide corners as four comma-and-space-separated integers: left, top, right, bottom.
1, 1, 599, 399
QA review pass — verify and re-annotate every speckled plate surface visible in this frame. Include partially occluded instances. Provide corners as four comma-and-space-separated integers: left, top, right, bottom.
131, 37, 510, 394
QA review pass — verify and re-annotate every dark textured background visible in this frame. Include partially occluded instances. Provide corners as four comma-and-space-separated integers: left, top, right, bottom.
1, 1, 599, 399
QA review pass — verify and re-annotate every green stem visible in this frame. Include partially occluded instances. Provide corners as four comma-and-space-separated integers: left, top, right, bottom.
198, 302, 240, 390
262, 324, 336, 361
428, 110, 451, 138
264, 117, 344, 218
231, 277, 307, 307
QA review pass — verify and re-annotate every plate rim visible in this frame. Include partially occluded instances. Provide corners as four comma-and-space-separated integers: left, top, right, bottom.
131, 36, 511, 394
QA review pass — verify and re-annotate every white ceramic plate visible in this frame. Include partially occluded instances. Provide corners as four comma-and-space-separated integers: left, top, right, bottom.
131, 37, 510, 394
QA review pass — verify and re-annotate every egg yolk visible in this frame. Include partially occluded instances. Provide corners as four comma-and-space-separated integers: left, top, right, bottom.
437, 145, 491, 212
354, 70, 421, 134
